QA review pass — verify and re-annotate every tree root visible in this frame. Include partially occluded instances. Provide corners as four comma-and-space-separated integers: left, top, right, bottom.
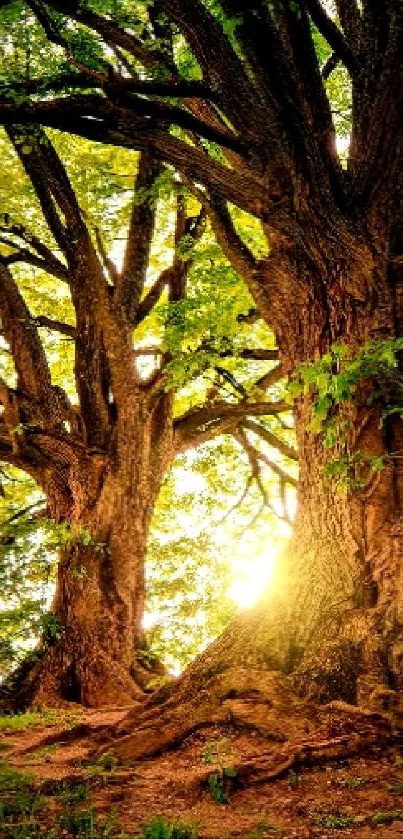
223, 709, 400, 787
95, 665, 403, 796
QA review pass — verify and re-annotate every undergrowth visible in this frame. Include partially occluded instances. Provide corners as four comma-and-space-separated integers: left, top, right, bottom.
0, 759, 200, 839
0, 708, 83, 732
139, 817, 198, 839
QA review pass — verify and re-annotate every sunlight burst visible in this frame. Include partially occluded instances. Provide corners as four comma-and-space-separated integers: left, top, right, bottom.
228, 544, 277, 609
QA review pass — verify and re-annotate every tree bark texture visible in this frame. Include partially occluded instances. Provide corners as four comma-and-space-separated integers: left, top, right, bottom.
6, 391, 174, 710
106, 223, 403, 762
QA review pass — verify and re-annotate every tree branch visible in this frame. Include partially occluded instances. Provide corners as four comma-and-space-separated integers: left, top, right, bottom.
35, 316, 75, 338
299, 0, 359, 76
242, 418, 298, 462
0, 223, 68, 281
0, 98, 267, 215
0, 237, 69, 282
117, 151, 162, 323
134, 266, 172, 326
174, 398, 288, 453
334, 0, 361, 46
0, 262, 54, 409
6, 125, 83, 257
207, 196, 259, 283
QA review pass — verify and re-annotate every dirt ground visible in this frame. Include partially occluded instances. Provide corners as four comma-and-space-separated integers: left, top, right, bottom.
2, 707, 403, 838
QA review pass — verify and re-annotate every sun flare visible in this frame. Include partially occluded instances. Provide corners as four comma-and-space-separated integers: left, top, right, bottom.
227, 543, 278, 609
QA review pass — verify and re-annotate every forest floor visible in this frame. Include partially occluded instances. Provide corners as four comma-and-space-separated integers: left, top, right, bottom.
2, 707, 403, 838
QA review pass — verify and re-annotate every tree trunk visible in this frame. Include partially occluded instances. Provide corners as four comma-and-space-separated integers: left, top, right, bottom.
34, 487, 155, 709
107, 231, 403, 763
5, 394, 173, 710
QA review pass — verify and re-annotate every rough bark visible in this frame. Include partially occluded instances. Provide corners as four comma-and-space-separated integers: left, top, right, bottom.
105, 225, 403, 767
2, 391, 174, 710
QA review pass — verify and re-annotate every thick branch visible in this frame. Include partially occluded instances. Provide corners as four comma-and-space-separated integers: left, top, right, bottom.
207, 197, 258, 283
299, 0, 359, 75
134, 267, 172, 326
174, 399, 288, 453
6, 125, 84, 257
335, 0, 361, 45
157, 0, 256, 131
35, 316, 75, 338
118, 151, 162, 323
0, 262, 54, 407
0, 97, 266, 214
242, 418, 298, 462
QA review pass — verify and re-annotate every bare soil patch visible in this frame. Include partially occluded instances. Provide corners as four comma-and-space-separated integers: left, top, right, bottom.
2, 708, 403, 837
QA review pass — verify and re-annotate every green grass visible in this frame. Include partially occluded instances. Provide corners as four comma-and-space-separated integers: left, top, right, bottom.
0, 760, 134, 839
0, 760, 44, 839
370, 810, 403, 825
335, 775, 369, 789
58, 781, 88, 804
86, 751, 120, 776
388, 779, 403, 794
139, 818, 198, 839
0, 708, 83, 732
0, 761, 34, 794
312, 812, 356, 830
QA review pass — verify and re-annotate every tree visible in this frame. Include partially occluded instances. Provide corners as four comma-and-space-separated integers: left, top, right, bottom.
0, 120, 293, 707
0, 0, 402, 765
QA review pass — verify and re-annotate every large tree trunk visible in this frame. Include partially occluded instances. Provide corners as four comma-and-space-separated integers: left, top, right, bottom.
6, 394, 173, 710
34, 481, 155, 709
107, 229, 403, 764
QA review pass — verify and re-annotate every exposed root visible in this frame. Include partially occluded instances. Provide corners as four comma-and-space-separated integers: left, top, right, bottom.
102, 668, 316, 761
218, 706, 400, 787
96, 664, 403, 796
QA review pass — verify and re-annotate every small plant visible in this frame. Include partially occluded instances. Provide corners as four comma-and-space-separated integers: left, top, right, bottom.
140, 816, 198, 839
59, 781, 88, 803
388, 779, 403, 794
370, 810, 403, 825
201, 737, 237, 804
336, 774, 369, 789
289, 338, 403, 488
202, 737, 231, 765
313, 812, 356, 829
87, 751, 119, 775
59, 808, 95, 836
207, 766, 237, 804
